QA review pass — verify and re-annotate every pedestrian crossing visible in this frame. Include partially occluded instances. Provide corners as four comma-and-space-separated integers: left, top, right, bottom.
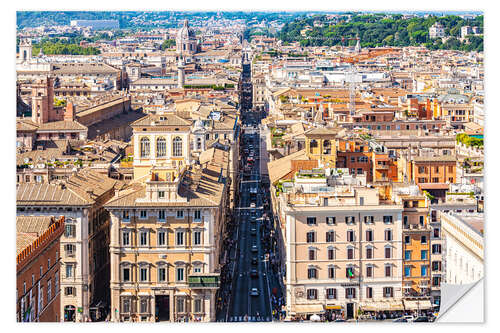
224, 316, 272, 322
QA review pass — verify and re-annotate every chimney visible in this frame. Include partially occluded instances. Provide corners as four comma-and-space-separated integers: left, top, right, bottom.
65, 102, 75, 121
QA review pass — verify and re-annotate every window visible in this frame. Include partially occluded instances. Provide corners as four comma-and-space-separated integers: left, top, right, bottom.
139, 267, 148, 282
383, 287, 394, 298
158, 267, 166, 282
433, 228, 440, 238
177, 298, 185, 313
364, 216, 374, 224
432, 261, 442, 271
403, 216, 408, 227
158, 231, 166, 246
122, 298, 131, 313
158, 210, 166, 222
347, 230, 355, 242
385, 246, 392, 259
307, 217, 317, 225
366, 230, 373, 242
405, 265, 412, 277
366, 247, 373, 259
176, 210, 184, 219
420, 216, 425, 226
347, 247, 354, 259
328, 266, 335, 279
421, 235, 427, 244
176, 231, 184, 246
48, 258, 50, 269
432, 244, 442, 254
173, 137, 183, 157
194, 210, 202, 221
326, 288, 337, 299
140, 137, 150, 158
158, 191, 165, 199
307, 289, 317, 300
345, 288, 356, 299
122, 231, 130, 246
65, 224, 76, 238
32, 274, 35, 286
139, 231, 148, 246
176, 267, 185, 282
122, 267, 131, 282
47, 279, 52, 301
140, 210, 147, 219
55, 274, 59, 292
194, 231, 201, 245
306, 231, 316, 243
307, 267, 317, 279
328, 248, 335, 260
433, 276, 441, 286
421, 265, 428, 277
326, 217, 336, 225
404, 235, 410, 244
418, 166, 426, 173
66, 264, 74, 278
366, 265, 373, 278
421, 250, 428, 260
140, 298, 149, 314
384, 229, 393, 241
385, 265, 392, 277
326, 231, 335, 242
194, 299, 202, 313
383, 215, 393, 224
122, 210, 130, 222
65, 287, 75, 296
405, 250, 412, 260
65, 244, 76, 256
308, 248, 316, 260
156, 137, 166, 157
366, 287, 373, 298
345, 216, 355, 224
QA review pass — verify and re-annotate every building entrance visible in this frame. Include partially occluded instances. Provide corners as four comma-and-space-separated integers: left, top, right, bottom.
346, 303, 354, 319
155, 295, 170, 322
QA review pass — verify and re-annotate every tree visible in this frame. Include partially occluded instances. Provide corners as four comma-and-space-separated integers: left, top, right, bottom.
160, 39, 176, 50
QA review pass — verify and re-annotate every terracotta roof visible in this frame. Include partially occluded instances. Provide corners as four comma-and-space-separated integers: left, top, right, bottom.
412, 156, 457, 162
131, 113, 192, 127
17, 215, 54, 235
17, 233, 39, 256
37, 120, 87, 132
17, 119, 39, 132
268, 149, 311, 184
304, 127, 342, 138
17, 168, 117, 206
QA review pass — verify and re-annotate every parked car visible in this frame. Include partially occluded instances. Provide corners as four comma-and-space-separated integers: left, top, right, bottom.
250, 269, 258, 278
251, 257, 258, 265
412, 316, 430, 322
250, 228, 257, 235
392, 317, 408, 322
251, 245, 258, 252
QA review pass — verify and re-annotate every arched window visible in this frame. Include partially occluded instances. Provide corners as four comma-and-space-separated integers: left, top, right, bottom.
140, 137, 150, 158
196, 137, 202, 150
156, 137, 166, 157
323, 139, 331, 154
310, 139, 318, 150
173, 137, 183, 157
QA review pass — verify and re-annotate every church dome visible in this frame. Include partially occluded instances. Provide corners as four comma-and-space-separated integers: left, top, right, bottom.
177, 19, 195, 41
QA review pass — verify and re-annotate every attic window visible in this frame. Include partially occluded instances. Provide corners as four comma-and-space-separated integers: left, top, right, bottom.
175, 128, 179, 131
143, 128, 147, 131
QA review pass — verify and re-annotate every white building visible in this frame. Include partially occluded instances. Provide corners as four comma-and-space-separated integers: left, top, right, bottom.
429, 22, 445, 39
70, 20, 119, 30
441, 212, 483, 285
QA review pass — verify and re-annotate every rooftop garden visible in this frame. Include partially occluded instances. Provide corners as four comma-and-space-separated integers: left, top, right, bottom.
456, 133, 483, 148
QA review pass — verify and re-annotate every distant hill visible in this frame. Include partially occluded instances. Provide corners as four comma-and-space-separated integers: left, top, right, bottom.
279, 13, 483, 52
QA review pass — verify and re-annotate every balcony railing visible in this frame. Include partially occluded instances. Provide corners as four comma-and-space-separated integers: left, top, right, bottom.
187, 275, 220, 289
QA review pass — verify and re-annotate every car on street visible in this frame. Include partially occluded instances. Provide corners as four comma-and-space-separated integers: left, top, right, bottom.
249, 288, 260, 296
251, 257, 258, 265
412, 316, 430, 322
392, 317, 408, 322
250, 203, 256, 208
250, 228, 257, 235
250, 269, 258, 278
251, 245, 258, 252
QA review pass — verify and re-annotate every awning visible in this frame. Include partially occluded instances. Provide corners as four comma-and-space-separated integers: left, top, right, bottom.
175, 291, 188, 296
138, 292, 150, 296
404, 300, 433, 310
389, 301, 405, 311
293, 304, 325, 314
359, 302, 378, 311
325, 304, 342, 310
120, 292, 132, 296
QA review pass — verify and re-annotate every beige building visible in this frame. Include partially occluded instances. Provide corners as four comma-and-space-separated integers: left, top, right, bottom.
16, 169, 118, 322
106, 114, 230, 322
271, 168, 404, 319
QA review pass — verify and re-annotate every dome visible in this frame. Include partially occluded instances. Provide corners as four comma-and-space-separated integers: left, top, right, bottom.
177, 19, 195, 41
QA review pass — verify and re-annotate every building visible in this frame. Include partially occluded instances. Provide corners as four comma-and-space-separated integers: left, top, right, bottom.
441, 212, 484, 285
176, 19, 199, 59
17, 216, 65, 322
105, 118, 230, 322
17, 169, 118, 322
270, 167, 404, 320
70, 20, 119, 30
461, 26, 473, 39
429, 22, 445, 39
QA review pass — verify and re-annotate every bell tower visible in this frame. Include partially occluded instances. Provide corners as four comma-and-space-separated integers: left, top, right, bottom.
19, 38, 32, 62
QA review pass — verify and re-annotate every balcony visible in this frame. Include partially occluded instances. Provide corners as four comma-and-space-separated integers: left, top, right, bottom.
187, 274, 220, 289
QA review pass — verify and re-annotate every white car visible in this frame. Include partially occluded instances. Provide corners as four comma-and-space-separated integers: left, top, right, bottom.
249, 288, 260, 296
250, 203, 256, 208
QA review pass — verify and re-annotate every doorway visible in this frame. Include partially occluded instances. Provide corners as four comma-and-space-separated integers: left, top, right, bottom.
155, 295, 170, 322
64, 305, 76, 322
346, 303, 354, 319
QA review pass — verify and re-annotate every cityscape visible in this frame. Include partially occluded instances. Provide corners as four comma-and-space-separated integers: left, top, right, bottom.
15, 10, 484, 323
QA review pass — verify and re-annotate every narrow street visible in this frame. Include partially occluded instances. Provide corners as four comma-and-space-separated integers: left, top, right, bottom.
216, 54, 284, 322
